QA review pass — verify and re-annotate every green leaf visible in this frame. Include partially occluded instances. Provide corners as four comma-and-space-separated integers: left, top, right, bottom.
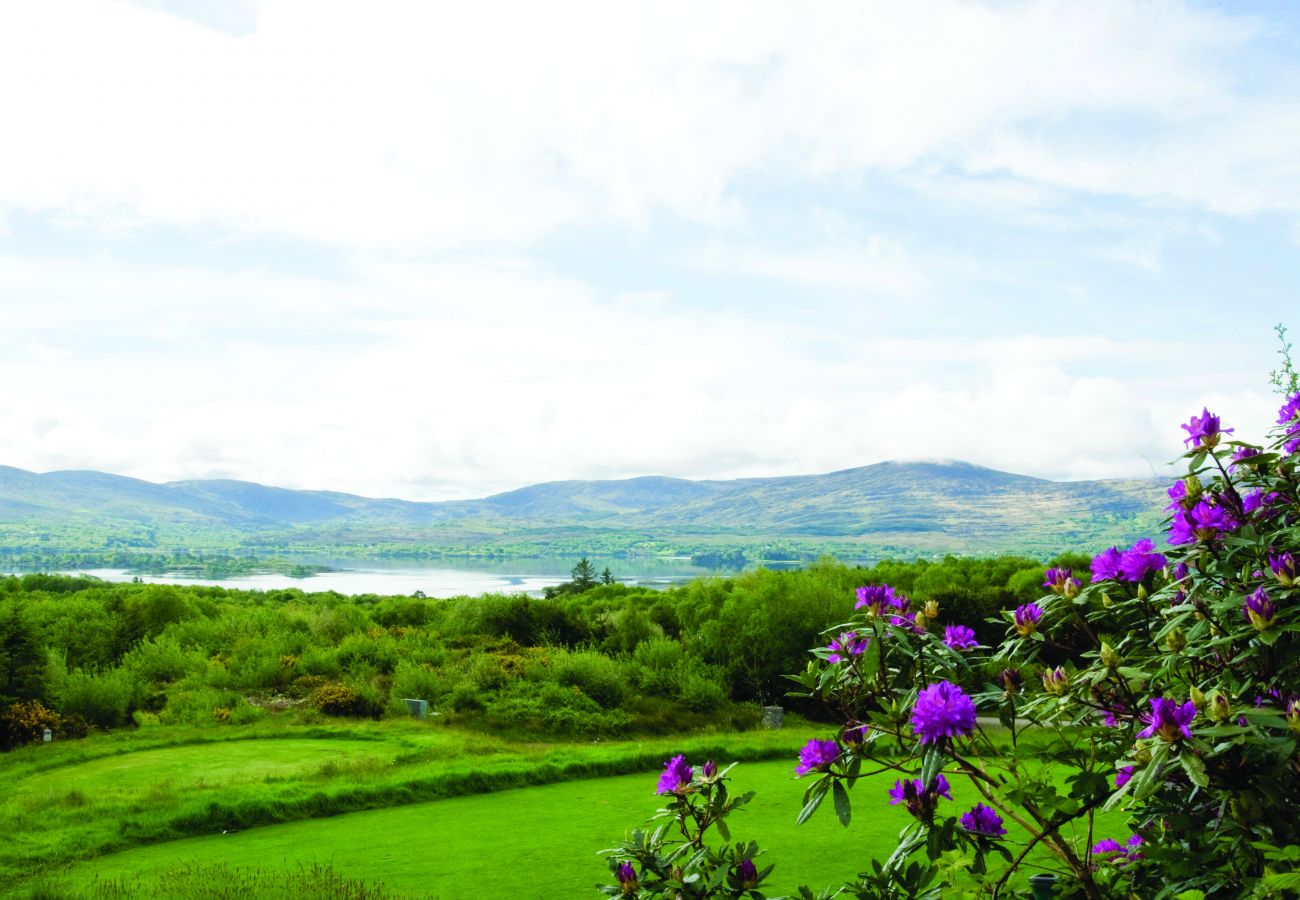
832, 778, 852, 827
1262, 873, 1300, 890
1131, 742, 1170, 801
796, 778, 829, 826
920, 745, 944, 788
862, 635, 883, 681
1178, 751, 1209, 788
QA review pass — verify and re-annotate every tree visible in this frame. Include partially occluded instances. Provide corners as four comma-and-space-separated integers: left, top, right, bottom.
570, 557, 599, 591
0, 602, 45, 706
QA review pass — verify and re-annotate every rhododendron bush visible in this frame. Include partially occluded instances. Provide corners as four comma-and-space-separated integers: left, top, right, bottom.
603, 387, 1300, 899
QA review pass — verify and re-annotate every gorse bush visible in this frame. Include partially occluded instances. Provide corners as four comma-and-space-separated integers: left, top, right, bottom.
604, 388, 1300, 899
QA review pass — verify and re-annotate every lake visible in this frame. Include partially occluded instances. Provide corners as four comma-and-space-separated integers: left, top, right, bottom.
28, 556, 756, 598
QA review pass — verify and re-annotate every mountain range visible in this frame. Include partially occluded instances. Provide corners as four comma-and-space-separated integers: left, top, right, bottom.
0, 461, 1168, 561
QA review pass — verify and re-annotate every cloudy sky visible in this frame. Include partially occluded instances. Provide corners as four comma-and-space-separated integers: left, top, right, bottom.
0, 0, 1296, 501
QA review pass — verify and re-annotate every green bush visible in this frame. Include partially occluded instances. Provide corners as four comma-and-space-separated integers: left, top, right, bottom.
55, 668, 134, 729
553, 649, 627, 708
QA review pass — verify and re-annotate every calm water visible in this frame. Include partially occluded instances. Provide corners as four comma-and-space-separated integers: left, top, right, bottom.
33, 557, 748, 599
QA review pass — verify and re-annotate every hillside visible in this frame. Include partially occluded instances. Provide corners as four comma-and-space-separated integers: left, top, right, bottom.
0, 460, 1168, 560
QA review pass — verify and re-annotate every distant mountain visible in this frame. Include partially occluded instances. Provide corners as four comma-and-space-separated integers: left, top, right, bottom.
0, 460, 1168, 558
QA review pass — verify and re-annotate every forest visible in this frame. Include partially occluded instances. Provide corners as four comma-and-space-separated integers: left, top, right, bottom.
0, 553, 1088, 750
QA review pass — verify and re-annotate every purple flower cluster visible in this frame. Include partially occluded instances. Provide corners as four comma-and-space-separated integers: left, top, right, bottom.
1137, 697, 1196, 742
1013, 602, 1043, 637
910, 681, 977, 744
1092, 539, 1166, 582
1168, 499, 1234, 546
959, 803, 1006, 836
1243, 587, 1277, 630
1279, 392, 1300, 454
795, 738, 839, 776
1182, 407, 1233, 449
855, 584, 907, 616
826, 630, 868, 663
1092, 834, 1143, 865
656, 754, 694, 795
888, 774, 952, 822
943, 625, 978, 651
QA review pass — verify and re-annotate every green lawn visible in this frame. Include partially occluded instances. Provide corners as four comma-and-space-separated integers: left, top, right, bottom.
45, 759, 903, 898
38, 757, 1121, 899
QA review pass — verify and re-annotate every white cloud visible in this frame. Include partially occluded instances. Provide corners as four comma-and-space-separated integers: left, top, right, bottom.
0, 252, 1278, 499
0, 1, 1289, 251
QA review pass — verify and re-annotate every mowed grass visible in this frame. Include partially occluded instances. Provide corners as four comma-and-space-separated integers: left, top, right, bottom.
39, 756, 1124, 899
0, 719, 806, 893
49, 759, 904, 898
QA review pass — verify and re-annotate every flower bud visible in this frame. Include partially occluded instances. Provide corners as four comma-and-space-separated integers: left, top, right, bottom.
913, 611, 928, 630
1183, 474, 1203, 501
1101, 593, 1114, 608
1288, 699, 1300, 737
1042, 666, 1069, 696
1209, 691, 1232, 723
701, 759, 718, 780
1100, 643, 1120, 669
616, 862, 638, 894
1137, 583, 1149, 601
1165, 627, 1187, 653
1135, 746, 1152, 766
923, 599, 940, 620
1190, 685, 1206, 711
736, 859, 758, 889
998, 668, 1022, 695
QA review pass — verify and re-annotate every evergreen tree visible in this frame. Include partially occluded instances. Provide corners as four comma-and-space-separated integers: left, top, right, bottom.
570, 557, 599, 590
0, 602, 45, 706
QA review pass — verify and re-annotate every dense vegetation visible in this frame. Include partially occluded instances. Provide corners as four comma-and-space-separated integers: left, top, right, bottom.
0, 554, 1081, 752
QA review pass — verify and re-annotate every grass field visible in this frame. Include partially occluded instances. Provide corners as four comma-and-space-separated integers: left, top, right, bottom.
1, 720, 1123, 899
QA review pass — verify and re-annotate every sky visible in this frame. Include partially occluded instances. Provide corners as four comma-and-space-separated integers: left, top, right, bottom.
0, 0, 1297, 501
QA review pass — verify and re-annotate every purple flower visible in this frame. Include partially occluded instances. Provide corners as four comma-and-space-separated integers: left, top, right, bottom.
911, 681, 977, 744
1091, 547, 1124, 581
943, 625, 978, 651
1168, 500, 1231, 546
960, 803, 1007, 836
1013, 602, 1043, 637
1287, 436, 1300, 455
887, 774, 952, 822
616, 861, 638, 892
1269, 551, 1297, 587
1230, 446, 1261, 470
656, 754, 694, 795
1278, 391, 1300, 428
1241, 489, 1264, 517
1182, 407, 1233, 449
1137, 697, 1196, 741
826, 630, 868, 663
855, 584, 906, 616
1103, 702, 1129, 727
1092, 838, 1125, 855
1243, 588, 1278, 630
795, 738, 839, 776
1115, 765, 1134, 789
1118, 539, 1167, 582
1165, 480, 1188, 510
701, 759, 718, 780
1093, 835, 1143, 865
1171, 562, 1190, 582
736, 858, 758, 888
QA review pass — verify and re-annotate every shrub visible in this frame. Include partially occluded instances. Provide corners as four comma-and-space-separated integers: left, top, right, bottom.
309, 681, 382, 719
55, 669, 134, 729
553, 649, 627, 708
0, 700, 61, 750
